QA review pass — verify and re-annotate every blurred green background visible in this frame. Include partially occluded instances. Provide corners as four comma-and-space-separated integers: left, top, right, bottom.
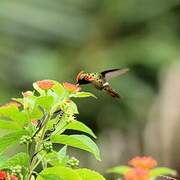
1, 0, 180, 178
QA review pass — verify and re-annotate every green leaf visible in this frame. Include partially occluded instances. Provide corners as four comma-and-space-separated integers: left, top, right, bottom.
45, 152, 60, 167
46, 146, 68, 166
35, 96, 54, 112
150, 167, 177, 177
66, 101, 79, 114
66, 121, 96, 138
51, 118, 68, 135
0, 119, 22, 130
0, 105, 28, 127
60, 100, 79, 114
51, 134, 101, 161
37, 166, 82, 180
30, 106, 43, 120
107, 166, 131, 175
70, 92, 97, 98
39, 174, 62, 180
0, 152, 29, 168
57, 145, 69, 165
50, 102, 62, 115
150, 178, 156, 180
0, 130, 28, 153
76, 168, 105, 180
58, 145, 67, 161
52, 82, 65, 97
0, 156, 8, 167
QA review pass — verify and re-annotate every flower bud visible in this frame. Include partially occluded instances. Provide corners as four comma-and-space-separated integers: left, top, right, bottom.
43, 142, 53, 153
20, 135, 32, 144
67, 157, 79, 168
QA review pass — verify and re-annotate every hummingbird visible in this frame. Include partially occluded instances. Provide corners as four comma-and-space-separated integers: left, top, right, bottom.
76, 68, 129, 98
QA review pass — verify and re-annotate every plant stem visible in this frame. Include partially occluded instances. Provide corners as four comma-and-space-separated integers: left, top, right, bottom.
26, 113, 50, 180
32, 153, 45, 172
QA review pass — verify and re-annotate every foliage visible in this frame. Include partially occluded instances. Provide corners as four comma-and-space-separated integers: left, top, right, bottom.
0, 80, 104, 179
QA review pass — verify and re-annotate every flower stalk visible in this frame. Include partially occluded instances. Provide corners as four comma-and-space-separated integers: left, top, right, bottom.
26, 112, 50, 180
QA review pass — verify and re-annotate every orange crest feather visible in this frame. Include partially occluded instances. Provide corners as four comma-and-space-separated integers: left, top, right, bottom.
76, 71, 85, 81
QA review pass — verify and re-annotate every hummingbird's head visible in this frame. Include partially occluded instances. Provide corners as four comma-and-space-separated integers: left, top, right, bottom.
76, 71, 90, 85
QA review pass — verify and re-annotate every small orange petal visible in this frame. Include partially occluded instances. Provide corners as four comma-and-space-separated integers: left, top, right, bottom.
124, 168, 149, 180
128, 156, 157, 170
63, 82, 81, 93
36, 80, 54, 90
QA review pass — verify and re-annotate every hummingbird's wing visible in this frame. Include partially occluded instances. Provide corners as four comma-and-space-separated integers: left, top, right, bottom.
101, 68, 129, 81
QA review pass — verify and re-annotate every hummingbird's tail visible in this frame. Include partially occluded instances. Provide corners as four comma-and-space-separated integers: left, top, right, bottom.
103, 86, 120, 98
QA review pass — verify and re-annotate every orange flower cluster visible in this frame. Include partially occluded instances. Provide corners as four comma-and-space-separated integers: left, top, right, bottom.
63, 82, 81, 93
129, 156, 157, 170
36, 80, 54, 90
0, 170, 18, 180
124, 156, 157, 180
125, 169, 149, 180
